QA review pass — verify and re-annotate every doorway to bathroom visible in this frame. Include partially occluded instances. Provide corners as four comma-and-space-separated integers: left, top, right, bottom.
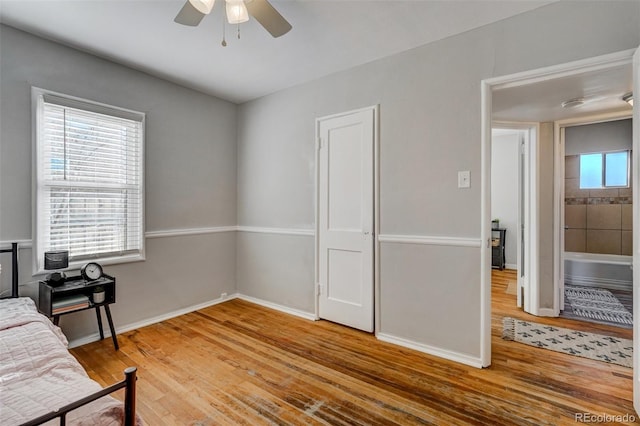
556, 113, 633, 330
480, 48, 637, 369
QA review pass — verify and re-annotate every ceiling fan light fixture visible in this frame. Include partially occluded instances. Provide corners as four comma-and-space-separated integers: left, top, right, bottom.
189, 0, 215, 15
623, 92, 634, 106
561, 97, 585, 109
175, 0, 291, 38
226, 0, 249, 24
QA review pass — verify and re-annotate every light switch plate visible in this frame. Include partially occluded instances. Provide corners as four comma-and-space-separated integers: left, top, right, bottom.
458, 170, 470, 188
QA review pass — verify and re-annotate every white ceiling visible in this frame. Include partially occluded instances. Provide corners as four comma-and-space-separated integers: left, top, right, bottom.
0, 0, 555, 104
492, 62, 634, 123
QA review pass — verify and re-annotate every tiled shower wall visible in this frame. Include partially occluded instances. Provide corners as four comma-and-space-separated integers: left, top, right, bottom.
564, 154, 632, 255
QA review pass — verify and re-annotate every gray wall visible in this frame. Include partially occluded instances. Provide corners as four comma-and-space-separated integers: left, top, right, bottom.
1, 0, 638, 361
491, 132, 520, 267
0, 25, 238, 342
236, 232, 315, 312
237, 1, 640, 360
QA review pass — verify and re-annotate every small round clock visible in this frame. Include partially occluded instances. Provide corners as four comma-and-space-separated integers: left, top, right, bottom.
80, 262, 103, 281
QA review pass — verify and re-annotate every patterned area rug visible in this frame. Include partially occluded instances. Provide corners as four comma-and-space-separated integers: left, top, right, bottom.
563, 285, 632, 328
502, 317, 632, 368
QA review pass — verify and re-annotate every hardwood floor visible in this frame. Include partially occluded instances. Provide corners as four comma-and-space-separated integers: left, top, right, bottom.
70, 271, 637, 425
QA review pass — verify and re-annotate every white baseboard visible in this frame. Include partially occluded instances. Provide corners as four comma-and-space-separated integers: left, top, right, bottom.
68, 292, 318, 347
68, 333, 107, 349
68, 297, 483, 371
504, 263, 517, 270
235, 294, 317, 321
67, 294, 237, 348
376, 332, 484, 368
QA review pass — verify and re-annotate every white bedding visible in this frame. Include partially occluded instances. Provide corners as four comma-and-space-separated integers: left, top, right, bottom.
0, 297, 135, 426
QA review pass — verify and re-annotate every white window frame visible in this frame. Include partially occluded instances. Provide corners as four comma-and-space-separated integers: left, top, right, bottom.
579, 149, 630, 189
32, 87, 145, 274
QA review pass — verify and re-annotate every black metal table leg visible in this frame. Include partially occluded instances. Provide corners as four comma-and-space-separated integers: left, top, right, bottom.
103, 304, 119, 350
95, 307, 104, 340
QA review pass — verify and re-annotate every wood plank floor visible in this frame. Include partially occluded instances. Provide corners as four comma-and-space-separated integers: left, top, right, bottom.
70, 270, 638, 425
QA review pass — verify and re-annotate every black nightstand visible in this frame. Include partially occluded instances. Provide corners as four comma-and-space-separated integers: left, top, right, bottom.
491, 228, 506, 270
38, 274, 119, 350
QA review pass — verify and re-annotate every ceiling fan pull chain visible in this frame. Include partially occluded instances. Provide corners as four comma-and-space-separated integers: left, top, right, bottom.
237, 23, 241, 39
221, 11, 227, 47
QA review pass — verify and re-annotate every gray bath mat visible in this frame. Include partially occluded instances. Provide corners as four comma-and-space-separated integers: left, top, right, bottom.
562, 285, 632, 328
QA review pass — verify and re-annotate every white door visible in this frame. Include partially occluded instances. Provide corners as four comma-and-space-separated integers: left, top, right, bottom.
516, 132, 525, 308
317, 107, 375, 332
632, 45, 639, 415
522, 125, 538, 316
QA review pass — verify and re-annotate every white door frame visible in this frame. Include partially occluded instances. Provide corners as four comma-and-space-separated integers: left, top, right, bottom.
632, 45, 639, 415
553, 110, 632, 315
314, 105, 380, 329
480, 48, 636, 367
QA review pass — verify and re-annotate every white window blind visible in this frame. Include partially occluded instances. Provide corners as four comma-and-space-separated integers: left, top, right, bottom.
34, 88, 144, 271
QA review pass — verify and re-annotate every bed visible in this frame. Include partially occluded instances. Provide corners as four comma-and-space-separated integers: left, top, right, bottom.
0, 243, 140, 426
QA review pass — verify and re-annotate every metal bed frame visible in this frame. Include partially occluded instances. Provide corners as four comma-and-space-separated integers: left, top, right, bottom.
0, 242, 19, 299
1, 242, 138, 426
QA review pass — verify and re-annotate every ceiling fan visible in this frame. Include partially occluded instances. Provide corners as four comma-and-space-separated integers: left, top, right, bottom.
175, 0, 292, 38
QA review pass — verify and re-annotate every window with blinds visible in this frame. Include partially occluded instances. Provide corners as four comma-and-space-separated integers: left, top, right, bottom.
34, 88, 145, 271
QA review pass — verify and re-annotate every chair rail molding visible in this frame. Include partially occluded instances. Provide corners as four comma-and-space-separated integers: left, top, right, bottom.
3, 225, 316, 246
0, 240, 33, 250
377, 234, 482, 248
236, 226, 315, 237
145, 226, 237, 239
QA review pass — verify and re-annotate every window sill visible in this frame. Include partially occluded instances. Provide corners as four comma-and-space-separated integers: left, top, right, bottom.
33, 253, 145, 277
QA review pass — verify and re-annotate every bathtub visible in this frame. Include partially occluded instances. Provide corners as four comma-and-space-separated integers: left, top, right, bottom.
564, 252, 632, 290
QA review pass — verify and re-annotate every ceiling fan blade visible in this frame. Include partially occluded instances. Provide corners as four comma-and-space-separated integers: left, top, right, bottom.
245, 0, 292, 38
174, 1, 206, 26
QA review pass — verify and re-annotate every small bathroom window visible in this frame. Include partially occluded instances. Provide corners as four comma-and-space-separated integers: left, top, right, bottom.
579, 150, 629, 189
